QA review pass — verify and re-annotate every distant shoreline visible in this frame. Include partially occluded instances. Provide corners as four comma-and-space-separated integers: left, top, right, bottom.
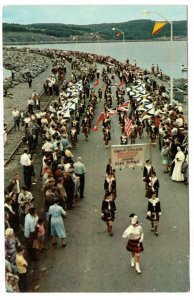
3, 38, 187, 46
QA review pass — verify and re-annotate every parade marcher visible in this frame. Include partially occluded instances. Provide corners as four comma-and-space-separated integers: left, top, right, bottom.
120, 131, 128, 145
171, 146, 185, 182
142, 159, 154, 181
101, 192, 117, 236
48, 198, 67, 247
146, 171, 160, 198
122, 214, 144, 274
106, 158, 113, 175
142, 159, 155, 194
73, 157, 86, 199
104, 171, 117, 200
146, 192, 162, 236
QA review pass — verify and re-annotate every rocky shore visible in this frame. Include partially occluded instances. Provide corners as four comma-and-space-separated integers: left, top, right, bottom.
3, 49, 53, 127
3, 48, 50, 91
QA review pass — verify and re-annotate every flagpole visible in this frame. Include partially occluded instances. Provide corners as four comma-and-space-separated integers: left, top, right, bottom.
142, 10, 174, 105
112, 27, 125, 62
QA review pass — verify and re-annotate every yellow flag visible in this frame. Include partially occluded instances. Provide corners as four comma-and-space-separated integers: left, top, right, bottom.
152, 21, 168, 35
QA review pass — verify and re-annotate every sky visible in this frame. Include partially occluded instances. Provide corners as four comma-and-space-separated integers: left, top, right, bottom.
2, 3, 188, 25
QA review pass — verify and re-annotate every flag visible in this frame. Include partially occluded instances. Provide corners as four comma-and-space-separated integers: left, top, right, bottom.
94, 79, 99, 86
118, 80, 125, 87
124, 118, 132, 137
91, 112, 105, 131
152, 21, 168, 35
117, 102, 129, 112
115, 31, 122, 37
107, 108, 117, 118
140, 107, 155, 121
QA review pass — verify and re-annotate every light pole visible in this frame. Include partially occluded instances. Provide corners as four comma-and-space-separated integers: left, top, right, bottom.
112, 27, 126, 63
91, 32, 100, 55
71, 35, 77, 44
142, 10, 174, 105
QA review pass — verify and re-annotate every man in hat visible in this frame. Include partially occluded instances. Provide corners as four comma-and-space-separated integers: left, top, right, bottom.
74, 157, 87, 199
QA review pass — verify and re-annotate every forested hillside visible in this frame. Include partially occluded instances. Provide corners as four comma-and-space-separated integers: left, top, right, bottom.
3, 19, 187, 44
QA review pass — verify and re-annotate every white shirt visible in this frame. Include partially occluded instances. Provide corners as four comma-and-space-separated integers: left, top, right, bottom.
122, 224, 144, 242
12, 110, 20, 117
24, 117, 31, 124
24, 213, 38, 238
20, 153, 31, 166
42, 141, 52, 152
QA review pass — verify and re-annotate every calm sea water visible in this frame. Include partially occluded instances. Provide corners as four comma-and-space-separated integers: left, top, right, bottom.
4, 41, 187, 79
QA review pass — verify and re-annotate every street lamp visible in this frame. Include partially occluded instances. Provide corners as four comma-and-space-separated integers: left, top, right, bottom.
142, 10, 174, 105
91, 32, 100, 55
112, 27, 126, 62
70, 35, 77, 44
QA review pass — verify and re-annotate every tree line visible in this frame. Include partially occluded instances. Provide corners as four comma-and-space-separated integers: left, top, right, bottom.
3, 19, 187, 42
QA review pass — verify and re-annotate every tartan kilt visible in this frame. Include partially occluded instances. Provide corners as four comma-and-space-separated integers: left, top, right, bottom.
126, 239, 144, 253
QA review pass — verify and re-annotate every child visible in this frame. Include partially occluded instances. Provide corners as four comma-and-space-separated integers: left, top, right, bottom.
36, 218, 46, 251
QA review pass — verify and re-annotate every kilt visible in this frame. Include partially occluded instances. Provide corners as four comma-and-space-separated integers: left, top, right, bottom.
126, 238, 144, 253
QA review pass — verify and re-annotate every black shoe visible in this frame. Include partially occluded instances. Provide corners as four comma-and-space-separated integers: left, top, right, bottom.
52, 242, 58, 246
155, 232, 159, 236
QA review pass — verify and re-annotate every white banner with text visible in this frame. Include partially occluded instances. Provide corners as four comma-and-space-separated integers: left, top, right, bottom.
110, 144, 147, 169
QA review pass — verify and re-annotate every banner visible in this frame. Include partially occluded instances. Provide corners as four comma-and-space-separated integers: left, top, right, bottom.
110, 144, 147, 169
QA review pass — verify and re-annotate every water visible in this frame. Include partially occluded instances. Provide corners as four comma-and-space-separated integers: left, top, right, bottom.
4, 41, 187, 79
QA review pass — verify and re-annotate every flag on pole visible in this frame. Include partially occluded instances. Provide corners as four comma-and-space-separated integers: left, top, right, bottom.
124, 118, 132, 136
91, 112, 105, 131
115, 31, 122, 37
152, 21, 168, 35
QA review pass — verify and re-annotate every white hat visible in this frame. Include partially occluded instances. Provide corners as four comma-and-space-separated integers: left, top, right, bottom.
131, 215, 138, 225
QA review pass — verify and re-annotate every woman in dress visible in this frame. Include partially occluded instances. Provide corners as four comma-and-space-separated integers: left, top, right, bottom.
146, 192, 162, 236
122, 214, 144, 274
171, 146, 185, 182
101, 192, 117, 236
48, 198, 67, 247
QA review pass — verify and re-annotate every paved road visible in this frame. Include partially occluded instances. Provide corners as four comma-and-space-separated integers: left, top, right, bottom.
34, 67, 189, 293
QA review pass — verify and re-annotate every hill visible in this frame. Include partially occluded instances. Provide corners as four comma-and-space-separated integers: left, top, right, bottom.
3, 20, 187, 44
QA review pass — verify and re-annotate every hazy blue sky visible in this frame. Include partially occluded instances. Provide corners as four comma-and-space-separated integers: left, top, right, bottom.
2, 4, 187, 25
